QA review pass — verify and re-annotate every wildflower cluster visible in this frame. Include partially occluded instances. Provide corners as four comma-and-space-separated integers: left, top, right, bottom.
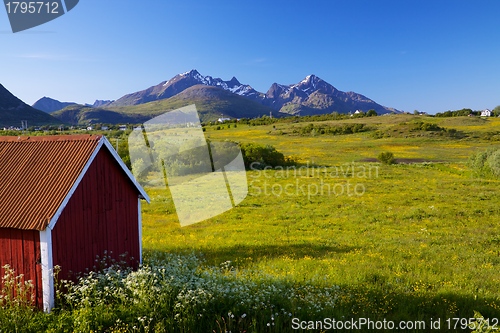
0, 264, 34, 309
58, 253, 340, 332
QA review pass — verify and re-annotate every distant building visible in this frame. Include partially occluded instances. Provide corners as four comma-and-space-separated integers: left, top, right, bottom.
481, 109, 492, 117
119, 125, 128, 131
218, 117, 231, 123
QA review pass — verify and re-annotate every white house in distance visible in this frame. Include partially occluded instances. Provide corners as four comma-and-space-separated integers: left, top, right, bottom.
218, 117, 231, 123
481, 109, 492, 117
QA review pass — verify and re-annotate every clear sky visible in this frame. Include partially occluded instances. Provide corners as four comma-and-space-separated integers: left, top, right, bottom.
1, 0, 499, 114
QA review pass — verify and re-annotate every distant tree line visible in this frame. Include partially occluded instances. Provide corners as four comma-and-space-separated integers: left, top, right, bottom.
435, 108, 477, 117
435, 106, 500, 117
219, 109, 379, 127
289, 123, 369, 136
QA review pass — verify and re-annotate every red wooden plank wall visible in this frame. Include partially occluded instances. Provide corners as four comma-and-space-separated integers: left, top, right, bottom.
0, 229, 43, 307
51, 148, 140, 282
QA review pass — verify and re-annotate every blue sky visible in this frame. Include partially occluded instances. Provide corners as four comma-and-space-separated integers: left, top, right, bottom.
1, 0, 499, 114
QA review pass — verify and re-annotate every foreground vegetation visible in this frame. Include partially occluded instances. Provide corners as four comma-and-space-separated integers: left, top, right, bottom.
3, 114, 500, 332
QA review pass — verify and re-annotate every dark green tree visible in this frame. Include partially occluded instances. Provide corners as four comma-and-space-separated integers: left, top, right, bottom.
493, 105, 500, 117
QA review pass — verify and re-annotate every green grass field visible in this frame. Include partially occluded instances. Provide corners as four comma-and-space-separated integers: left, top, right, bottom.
3, 114, 500, 332
140, 115, 500, 329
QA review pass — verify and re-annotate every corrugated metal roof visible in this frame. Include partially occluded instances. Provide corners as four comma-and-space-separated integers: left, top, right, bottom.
0, 135, 102, 230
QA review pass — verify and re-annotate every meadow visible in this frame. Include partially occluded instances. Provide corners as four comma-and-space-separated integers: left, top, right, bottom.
2, 114, 500, 332
142, 115, 500, 330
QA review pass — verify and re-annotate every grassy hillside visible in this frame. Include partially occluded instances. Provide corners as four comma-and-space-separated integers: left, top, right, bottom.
52, 104, 149, 125
0, 107, 61, 127
52, 85, 277, 125
109, 85, 276, 123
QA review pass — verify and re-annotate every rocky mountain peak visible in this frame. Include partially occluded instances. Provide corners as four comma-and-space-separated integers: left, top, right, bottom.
97, 70, 398, 115
227, 76, 241, 87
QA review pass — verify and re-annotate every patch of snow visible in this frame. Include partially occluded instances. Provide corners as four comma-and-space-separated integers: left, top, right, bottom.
300, 75, 312, 84
193, 73, 205, 83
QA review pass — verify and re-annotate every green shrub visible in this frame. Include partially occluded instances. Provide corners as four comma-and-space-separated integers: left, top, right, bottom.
486, 150, 500, 177
377, 152, 395, 165
239, 143, 294, 169
469, 148, 500, 177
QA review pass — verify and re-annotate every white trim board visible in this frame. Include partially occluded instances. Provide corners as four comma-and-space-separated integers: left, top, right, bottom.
39, 228, 54, 312
138, 198, 143, 265
102, 137, 150, 203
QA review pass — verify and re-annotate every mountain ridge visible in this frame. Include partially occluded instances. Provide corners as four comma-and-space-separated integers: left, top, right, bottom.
32, 97, 77, 113
31, 70, 401, 125
109, 70, 263, 107
108, 70, 399, 116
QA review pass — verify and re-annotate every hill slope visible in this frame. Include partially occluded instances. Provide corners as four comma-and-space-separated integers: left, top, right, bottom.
109, 85, 275, 123
52, 104, 149, 125
52, 85, 274, 125
0, 84, 61, 127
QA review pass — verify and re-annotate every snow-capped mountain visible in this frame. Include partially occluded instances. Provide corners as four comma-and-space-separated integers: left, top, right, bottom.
101, 69, 399, 115
109, 69, 263, 107
260, 74, 398, 115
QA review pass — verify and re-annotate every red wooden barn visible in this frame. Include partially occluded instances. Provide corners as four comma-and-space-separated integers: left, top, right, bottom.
0, 134, 149, 311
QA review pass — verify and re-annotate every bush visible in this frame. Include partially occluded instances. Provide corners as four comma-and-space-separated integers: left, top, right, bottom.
486, 150, 500, 177
378, 152, 395, 165
239, 143, 294, 169
469, 148, 500, 177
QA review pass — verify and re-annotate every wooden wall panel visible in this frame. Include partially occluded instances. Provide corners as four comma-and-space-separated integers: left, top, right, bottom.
52, 148, 141, 282
0, 229, 42, 308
